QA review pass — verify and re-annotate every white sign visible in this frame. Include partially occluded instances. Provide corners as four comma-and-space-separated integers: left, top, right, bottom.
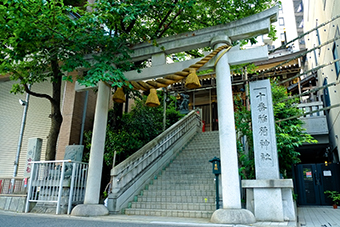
323, 170, 332, 176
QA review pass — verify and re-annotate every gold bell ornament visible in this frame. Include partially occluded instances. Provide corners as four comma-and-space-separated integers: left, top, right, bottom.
145, 88, 160, 107
112, 87, 126, 103
185, 68, 201, 89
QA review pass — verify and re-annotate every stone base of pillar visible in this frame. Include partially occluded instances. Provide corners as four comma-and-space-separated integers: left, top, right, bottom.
71, 204, 109, 216
210, 208, 256, 224
242, 179, 296, 222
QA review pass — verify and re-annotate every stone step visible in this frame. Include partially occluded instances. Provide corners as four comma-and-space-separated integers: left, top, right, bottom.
160, 169, 211, 174
154, 173, 213, 179
171, 157, 217, 162
124, 131, 220, 218
156, 175, 214, 180
164, 165, 211, 170
125, 208, 214, 218
179, 151, 219, 155
141, 189, 215, 197
136, 195, 215, 203
181, 145, 218, 148
152, 179, 214, 185
148, 184, 214, 190
178, 153, 218, 157
130, 202, 215, 211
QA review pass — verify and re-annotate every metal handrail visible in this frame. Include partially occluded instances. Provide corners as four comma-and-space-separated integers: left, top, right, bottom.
112, 110, 201, 184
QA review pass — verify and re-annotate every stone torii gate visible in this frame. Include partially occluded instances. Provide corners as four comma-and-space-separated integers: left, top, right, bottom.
72, 6, 278, 224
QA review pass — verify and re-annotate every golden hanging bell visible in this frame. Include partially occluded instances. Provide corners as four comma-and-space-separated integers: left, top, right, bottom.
145, 88, 160, 107
112, 87, 126, 103
185, 68, 201, 89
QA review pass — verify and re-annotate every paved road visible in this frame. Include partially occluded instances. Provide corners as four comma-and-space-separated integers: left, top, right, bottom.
0, 211, 230, 227
0, 212, 150, 227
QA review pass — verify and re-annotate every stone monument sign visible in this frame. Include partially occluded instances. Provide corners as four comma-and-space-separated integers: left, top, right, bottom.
242, 79, 296, 222
24, 138, 42, 178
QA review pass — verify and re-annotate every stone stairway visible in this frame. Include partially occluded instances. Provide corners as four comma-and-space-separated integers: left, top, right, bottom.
125, 131, 220, 218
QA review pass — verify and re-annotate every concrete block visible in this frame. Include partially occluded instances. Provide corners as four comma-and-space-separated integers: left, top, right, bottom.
17, 197, 26, 212
71, 204, 109, 216
4, 197, 11, 210
282, 188, 296, 221
242, 179, 294, 188
254, 188, 283, 221
210, 209, 256, 224
0, 197, 6, 209
9, 197, 19, 211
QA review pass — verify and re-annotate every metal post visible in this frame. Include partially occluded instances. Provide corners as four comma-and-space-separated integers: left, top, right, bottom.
215, 174, 219, 210
25, 162, 35, 213
68, 162, 76, 214
57, 161, 66, 214
163, 88, 166, 131
13, 84, 31, 186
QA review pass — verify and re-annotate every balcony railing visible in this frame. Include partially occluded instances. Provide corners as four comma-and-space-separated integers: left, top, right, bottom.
298, 101, 329, 135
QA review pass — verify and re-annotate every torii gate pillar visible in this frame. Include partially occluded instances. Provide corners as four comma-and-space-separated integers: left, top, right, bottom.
210, 36, 256, 224
71, 81, 110, 216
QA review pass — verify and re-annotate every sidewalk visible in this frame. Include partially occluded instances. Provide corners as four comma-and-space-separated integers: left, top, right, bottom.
2, 206, 339, 227
297, 206, 340, 227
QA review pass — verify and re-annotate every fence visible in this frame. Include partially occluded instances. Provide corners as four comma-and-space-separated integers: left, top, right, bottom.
25, 160, 88, 214
0, 178, 27, 194
298, 101, 325, 117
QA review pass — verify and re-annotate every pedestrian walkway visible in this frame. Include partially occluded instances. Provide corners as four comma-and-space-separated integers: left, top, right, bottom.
2, 205, 340, 227
298, 206, 340, 227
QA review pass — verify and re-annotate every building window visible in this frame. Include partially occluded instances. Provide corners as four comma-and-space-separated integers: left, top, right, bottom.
336, 26, 340, 38
323, 0, 326, 10
333, 42, 340, 79
280, 33, 285, 43
323, 78, 331, 108
279, 17, 285, 26
316, 20, 321, 46
316, 28, 321, 46
297, 1, 303, 12
314, 47, 318, 66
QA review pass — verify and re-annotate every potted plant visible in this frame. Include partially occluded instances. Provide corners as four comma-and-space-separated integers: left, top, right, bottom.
324, 190, 340, 209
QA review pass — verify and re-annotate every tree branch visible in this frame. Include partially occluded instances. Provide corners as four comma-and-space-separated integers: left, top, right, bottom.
157, 8, 183, 38
154, 2, 176, 36
21, 79, 56, 105
125, 19, 137, 33
120, 18, 126, 33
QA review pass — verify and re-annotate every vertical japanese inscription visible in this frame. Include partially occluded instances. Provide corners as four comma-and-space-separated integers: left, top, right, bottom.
253, 87, 274, 167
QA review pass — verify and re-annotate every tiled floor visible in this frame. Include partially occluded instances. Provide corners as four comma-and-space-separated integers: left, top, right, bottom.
298, 206, 340, 227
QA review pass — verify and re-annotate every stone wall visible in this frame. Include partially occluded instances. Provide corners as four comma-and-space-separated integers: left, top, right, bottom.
0, 195, 28, 213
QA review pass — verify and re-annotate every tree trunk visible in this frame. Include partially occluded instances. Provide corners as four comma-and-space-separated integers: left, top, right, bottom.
45, 59, 63, 161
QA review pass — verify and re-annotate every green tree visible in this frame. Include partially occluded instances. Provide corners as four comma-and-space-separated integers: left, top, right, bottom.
0, 0, 130, 160
0, 0, 277, 160
235, 82, 317, 179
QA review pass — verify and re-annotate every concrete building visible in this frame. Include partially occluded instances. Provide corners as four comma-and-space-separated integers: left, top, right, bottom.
303, 0, 340, 163
0, 73, 97, 182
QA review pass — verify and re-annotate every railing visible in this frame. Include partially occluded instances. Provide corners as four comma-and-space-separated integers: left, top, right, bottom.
298, 101, 325, 117
297, 101, 329, 135
108, 109, 202, 213
25, 160, 88, 214
0, 178, 27, 194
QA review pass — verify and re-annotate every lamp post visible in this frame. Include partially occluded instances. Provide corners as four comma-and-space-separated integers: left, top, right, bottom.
209, 156, 221, 210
